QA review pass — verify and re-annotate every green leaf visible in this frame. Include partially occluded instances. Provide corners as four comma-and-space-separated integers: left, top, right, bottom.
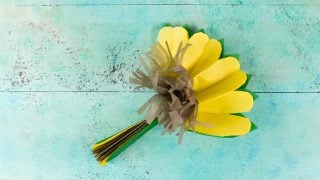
162, 23, 172, 27
183, 24, 205, 36
250, 122, 258, 132
222, 54, 240, 59
219, 135, 238, 138
196, 28, 205, 33
182, 24, 193, 36
232, 113, 246, 117
238, 74, 252, 90
218, 39, 225, 58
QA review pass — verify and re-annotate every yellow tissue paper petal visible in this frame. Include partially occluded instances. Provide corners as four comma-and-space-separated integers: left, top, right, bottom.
196, 71, 247, 103
157, 26, 174, 51
193, 111, 251, 136
190, 39, 222, 77
199, 91, 254, 114
181, 32, 209, 71
193, 57, 240, 92
171, 27, 189, 56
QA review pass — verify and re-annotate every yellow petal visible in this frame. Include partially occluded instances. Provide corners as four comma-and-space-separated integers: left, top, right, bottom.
171, 27, 189, 57
196, 71, 247, 103
157, 26, 174, 52
199, 91, 254, 114
193, 57, 240, 92
190, 39, 222, 77
193, 111, 251, 136
181, 32, 209, 71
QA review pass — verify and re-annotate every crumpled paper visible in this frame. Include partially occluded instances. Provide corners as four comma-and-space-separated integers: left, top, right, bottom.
129, 42, 198, 143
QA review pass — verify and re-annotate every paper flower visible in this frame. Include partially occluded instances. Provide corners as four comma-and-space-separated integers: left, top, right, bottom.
92, 26, 257, 166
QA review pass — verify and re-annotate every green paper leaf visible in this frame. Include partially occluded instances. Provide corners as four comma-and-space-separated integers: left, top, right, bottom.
219, 135, 238, 138
218, 39, 225, 58
238, 74, 252, 90
250, 122, 258, 132
162, 23, 172, 27
183, 24, 205, 36
182, 24, 193, 37
232, 113, 246, 117
196, 28, 205, 33
223, 54, 240, 59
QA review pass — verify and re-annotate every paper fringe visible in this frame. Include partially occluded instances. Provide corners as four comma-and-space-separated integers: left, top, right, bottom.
129, 42, 198, 143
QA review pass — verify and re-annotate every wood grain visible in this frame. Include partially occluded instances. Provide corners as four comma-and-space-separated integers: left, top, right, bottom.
0, 5, 319, 92
0, 92, 320, 179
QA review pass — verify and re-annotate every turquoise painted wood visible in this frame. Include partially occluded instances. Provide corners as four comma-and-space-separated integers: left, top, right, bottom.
6, 0, 320, 5
0, 1, 320, 179
1, 4, 320, 92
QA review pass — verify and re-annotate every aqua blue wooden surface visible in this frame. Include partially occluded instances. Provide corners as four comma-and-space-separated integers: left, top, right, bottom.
5, 0, 320, 5
1, 4, 320, 92
0, 1, 320, 180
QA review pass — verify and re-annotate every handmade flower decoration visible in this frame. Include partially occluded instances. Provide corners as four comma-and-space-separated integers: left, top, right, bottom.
92, 26, 257, 166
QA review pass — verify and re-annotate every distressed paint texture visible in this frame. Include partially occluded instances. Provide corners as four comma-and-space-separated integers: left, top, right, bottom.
1, 4, 320, 92
6, 0, 320, 5
0, 1, 320, 180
